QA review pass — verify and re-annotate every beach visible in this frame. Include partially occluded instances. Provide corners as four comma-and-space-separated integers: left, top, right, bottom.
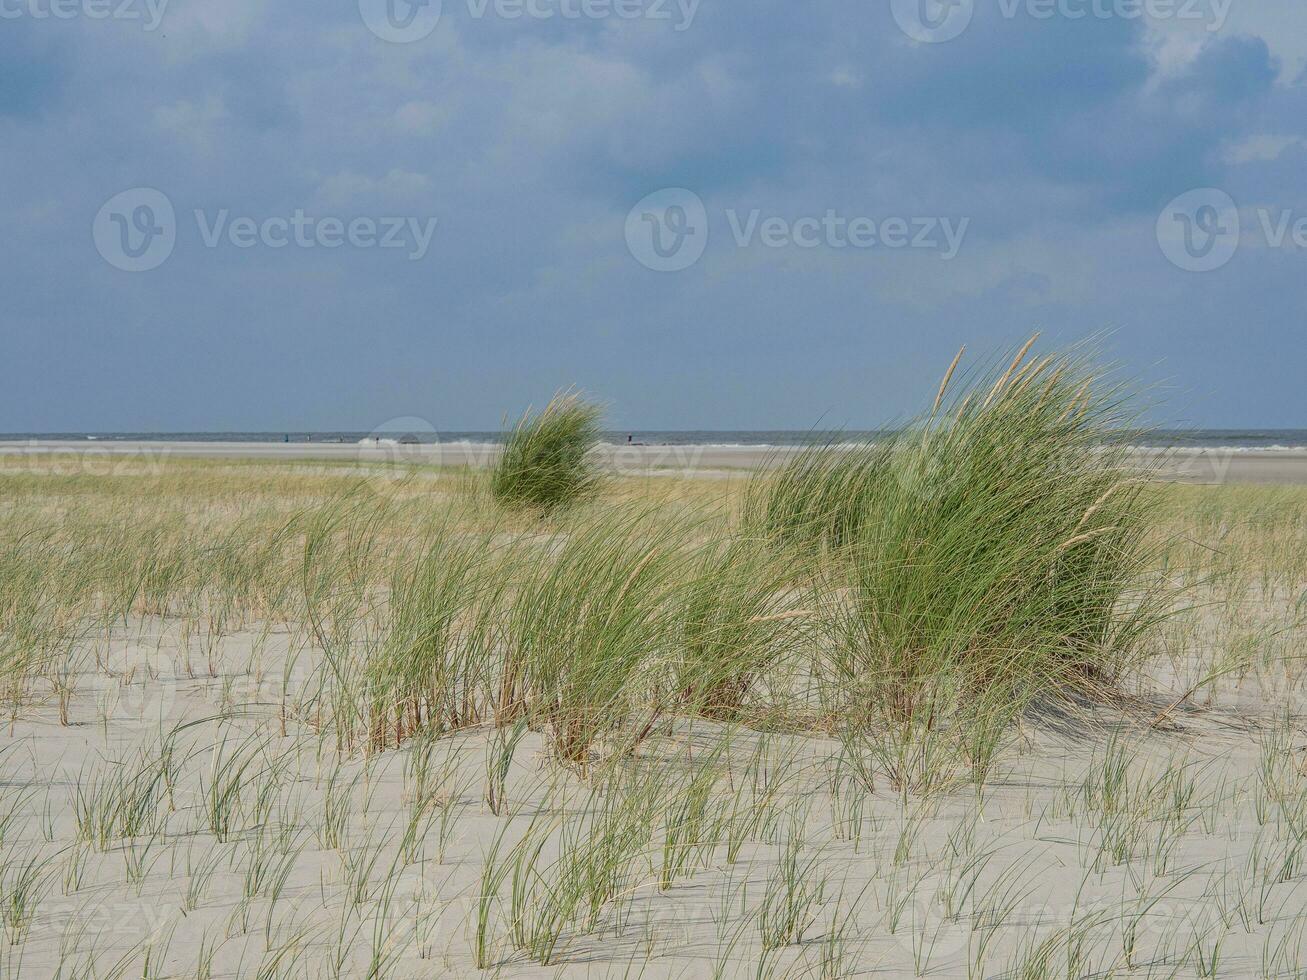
4, 439, 1307, 484
13, 0, 1305, 970
0, 433, 1305, 977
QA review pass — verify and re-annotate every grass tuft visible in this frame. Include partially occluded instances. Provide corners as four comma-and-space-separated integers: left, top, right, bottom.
491, 390, 604, 510
755, 339, 1175, 787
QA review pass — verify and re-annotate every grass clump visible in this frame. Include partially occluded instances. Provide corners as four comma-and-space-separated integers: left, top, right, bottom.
673, 533, 813, 722
744, 437, 888, 555
365, 521, 510, 750
500, 505, 695, 764
491, 391, 604, 510
761, 339, 1173, 787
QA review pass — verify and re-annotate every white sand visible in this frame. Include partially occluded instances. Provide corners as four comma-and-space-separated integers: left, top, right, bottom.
1, 603, 1304, 978
3, 439, 1306, 483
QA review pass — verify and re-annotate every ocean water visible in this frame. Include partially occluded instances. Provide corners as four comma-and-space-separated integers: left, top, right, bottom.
3, 430, 1307, 450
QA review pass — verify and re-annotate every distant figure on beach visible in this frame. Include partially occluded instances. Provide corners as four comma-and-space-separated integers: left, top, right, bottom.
627, 434, 633, 444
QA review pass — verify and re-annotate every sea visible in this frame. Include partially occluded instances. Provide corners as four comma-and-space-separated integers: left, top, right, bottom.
2, 431, 1306, 451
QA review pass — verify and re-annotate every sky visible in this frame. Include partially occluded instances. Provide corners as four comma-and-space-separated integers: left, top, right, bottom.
2, 0, 1305, 433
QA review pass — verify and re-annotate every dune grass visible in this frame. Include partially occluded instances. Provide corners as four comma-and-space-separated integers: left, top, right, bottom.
364, 519, 512, 750
744, 340, 1174, 787
3, 352, 1305, 976
501, 504, 697, 763
491, 391, 604, 510
675, 532, 813, 722
0, 343, 1176, 776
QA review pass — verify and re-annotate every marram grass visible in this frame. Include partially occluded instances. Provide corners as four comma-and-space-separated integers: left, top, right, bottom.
0, 344, 1192, 790
2, 420, 1306, 977
753, 339, 1174, 789
500, 504, 698, 763
491, 390, 604, 510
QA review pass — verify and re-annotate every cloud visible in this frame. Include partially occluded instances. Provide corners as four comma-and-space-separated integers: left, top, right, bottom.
312, 168, 433, 210
0, 2, 1304, 429
1223, 133, 1301, 165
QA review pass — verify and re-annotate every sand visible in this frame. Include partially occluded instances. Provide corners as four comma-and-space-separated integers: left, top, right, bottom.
3, 439, 1306, 484
1, 607, 1301, 978
1, 456, 1305, 977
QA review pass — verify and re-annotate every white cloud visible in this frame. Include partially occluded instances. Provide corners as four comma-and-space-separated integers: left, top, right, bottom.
393, 101, 453, 133
1219, 0, 1307, 81
158, 0, 270, 59
1144, 0, 1307, 84
1223, 133, 1301, 165
153, 95, 230, 154
829, 67, 861, 89
313, 169, 433, 210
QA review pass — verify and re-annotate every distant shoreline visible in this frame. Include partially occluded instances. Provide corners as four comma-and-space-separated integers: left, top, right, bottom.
3, 439, 1307, 484
3, 429, 1307, 451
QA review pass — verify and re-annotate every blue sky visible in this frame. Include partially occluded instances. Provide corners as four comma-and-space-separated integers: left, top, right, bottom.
2, 0, 1305, 432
